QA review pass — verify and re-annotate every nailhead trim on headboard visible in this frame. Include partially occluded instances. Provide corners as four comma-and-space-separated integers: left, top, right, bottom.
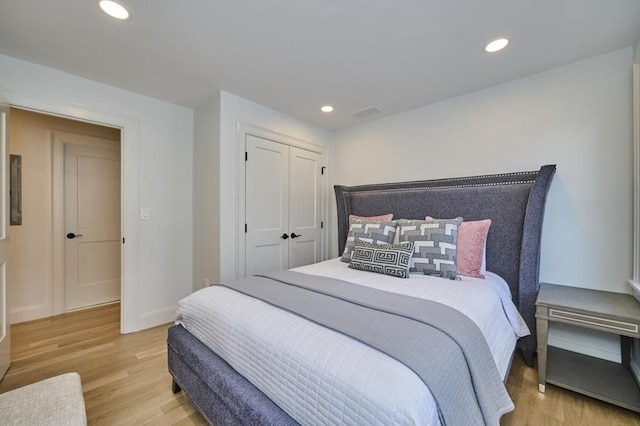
334, 165, 556, 363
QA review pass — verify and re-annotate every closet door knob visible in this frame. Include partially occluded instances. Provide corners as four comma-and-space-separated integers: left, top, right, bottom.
290, 233, 301, 239
66, 233, 83, 239
281, 233, 289, 240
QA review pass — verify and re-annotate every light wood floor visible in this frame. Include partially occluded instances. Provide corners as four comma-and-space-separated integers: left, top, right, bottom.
0, 304, 638, 425
0, 304, 207, 425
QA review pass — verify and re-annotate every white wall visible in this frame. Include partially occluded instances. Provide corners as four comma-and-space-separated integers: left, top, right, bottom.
631, 34, 640, 385
193, 94, 221, 291
217, 91, 334, 282
0, 55, 194, 331
332, 48, 634, 361
333, 47, 633, 293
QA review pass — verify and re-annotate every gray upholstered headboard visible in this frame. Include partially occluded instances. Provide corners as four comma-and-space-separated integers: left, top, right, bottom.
334, 164, 556, 365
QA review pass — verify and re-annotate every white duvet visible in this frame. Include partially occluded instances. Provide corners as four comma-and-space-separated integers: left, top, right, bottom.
175, 258, 529, 426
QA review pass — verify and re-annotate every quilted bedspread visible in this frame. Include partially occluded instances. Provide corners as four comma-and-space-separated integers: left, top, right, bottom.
175, 259, 529, 425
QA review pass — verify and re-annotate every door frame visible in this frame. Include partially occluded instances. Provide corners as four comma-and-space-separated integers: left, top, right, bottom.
52, 131, 121, 314
235, 122, 328, 278
0, 99, 11, 380
1, 89, 140, 334
632, 43, 639, 283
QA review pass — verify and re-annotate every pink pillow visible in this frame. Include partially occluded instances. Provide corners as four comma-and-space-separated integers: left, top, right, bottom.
349, 213, 393, 224
426, 217, 491, 279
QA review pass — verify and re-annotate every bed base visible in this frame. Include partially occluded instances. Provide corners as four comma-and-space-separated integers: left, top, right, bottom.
521, 349, 535, 367
169, 323, 519, 425
167, 325, 298, 426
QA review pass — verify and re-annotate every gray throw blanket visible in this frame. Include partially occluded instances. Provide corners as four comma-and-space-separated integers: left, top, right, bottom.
218, 270, 514, 426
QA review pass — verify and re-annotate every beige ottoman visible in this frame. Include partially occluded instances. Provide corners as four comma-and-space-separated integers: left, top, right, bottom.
0, 372, 87, 425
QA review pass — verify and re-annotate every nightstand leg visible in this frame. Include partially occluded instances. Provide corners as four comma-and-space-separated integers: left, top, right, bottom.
536, 315, 549, 393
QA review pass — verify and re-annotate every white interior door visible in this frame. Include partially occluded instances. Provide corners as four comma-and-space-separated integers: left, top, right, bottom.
288, 146, 322, 269
0, 100, 10, 380
245, 135, 289, 276
64, 139, 121, 311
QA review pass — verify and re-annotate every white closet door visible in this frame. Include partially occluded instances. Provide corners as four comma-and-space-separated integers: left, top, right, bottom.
245, 135, 290, 276
288, 146, 322, 269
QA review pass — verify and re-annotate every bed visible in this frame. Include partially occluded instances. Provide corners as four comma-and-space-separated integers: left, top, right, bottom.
168, 164, 556, 426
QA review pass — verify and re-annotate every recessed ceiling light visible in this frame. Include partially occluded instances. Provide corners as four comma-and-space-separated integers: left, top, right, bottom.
321, 105, 334, 113
485, 38, 509, 53
99, 0, 130, 20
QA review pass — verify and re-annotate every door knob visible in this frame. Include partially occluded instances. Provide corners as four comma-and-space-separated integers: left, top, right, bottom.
290, 233, 301, 239
281, 233, 289, 240
66, 233, 84, 239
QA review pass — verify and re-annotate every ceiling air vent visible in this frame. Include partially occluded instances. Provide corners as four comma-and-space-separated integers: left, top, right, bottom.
349, 106, 382, 119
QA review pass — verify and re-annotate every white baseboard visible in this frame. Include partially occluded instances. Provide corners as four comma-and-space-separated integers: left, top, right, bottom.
9, 303, 51, 324
138, 305, 177, 330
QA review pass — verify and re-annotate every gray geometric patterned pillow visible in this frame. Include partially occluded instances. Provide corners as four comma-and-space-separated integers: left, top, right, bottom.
348, 239, 414, 278
340, 220, 398, 263
397, 218, 463, 279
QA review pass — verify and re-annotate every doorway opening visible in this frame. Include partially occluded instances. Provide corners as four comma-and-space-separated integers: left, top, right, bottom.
8, 108, 122, 327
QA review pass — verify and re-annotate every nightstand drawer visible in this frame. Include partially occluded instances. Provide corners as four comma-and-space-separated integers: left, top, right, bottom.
549, 308, 639, 334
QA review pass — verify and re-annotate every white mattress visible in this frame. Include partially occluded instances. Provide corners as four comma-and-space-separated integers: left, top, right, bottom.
175, 259, 529, 426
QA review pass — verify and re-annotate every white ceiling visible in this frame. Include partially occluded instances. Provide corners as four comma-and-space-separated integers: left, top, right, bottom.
1, 1, 639, 130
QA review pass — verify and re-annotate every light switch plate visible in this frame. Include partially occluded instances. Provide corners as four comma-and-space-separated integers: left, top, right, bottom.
141, 207, 150, 220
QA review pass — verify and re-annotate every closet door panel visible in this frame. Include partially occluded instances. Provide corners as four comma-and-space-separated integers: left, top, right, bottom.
245, 135, 289, 276
288, 146, 322, 269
